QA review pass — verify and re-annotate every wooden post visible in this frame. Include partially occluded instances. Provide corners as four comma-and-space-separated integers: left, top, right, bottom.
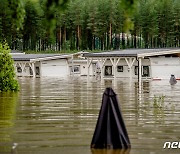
101, 65, 103, 79
125, 58, 131, 79
32, 62, 35, 78
138, 57, 142, 103
139, 58, 142, 82
100, 58, 107, 79
129, 58, 132, 80
72, 55, 74, 76
115, 58, 120, 79
125, 57, 136, 80
110, 58, 117, 79
87, 58, 89, 78
99, 58, 103, 79
21, 63, 26, 77
114, 58, 116, 79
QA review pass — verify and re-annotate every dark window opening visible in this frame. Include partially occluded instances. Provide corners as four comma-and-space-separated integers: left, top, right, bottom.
17, 67, 22, 73
105, 66, 112, 76
142, 66, 150, 77
117, 66, 123, 72
135, 66, 138, 75
36, 67, 40, 76
29, 67, 33, 75
70, 65, 80, 73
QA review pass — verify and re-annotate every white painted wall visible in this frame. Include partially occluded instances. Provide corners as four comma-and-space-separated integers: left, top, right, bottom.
80, 63, 87, 76
103, 58, 151, 78
41, 59, 69, 77
15, 56, 180, 79
15, 61, 41, 77
70, 60, 95, 76
150, 57, 180, 79
15, 61, 31, 77
23, 66, 31, 76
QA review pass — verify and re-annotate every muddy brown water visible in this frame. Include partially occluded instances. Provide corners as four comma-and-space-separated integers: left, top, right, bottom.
0, 77, 180, 154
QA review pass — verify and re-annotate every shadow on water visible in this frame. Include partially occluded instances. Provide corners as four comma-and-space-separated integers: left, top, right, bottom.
91, 149, 130, 154
0, 92, 18, 153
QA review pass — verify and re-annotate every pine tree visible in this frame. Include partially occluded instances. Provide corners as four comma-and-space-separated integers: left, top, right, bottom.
0, 43, 19, 92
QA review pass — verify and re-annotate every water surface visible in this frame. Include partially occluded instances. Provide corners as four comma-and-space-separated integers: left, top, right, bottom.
0, 77, 180, 154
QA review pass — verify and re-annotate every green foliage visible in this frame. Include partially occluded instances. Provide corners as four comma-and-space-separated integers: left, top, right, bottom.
44, 0, 69, 36
0, 0, 179, 52
0, 43, 19, 92
121, 0, 138, 32
0, 0, 25, 49
13, 0, 26, 30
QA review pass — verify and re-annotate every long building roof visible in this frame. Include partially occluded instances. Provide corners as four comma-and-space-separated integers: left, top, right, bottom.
12, 51, 89, 62
12, 54, 66, 61
84, 48, 180, 58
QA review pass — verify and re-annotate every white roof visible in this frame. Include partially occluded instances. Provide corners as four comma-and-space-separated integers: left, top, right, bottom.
84, 48, 180, 58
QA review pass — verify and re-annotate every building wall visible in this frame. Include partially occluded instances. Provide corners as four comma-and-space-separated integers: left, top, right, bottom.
79, 63, 87, 76
14, 56, 180, 79
15, 61, 41, 77
15, 59, 92, 77
80, 62, 95, 76
103, 58, 151, 78
21, 66, 31, 76
68, 60, 95, 76
15, 61, 31, 77
41, 59, 69, 77
150, 57, 180, 79
102, 57, 180, 79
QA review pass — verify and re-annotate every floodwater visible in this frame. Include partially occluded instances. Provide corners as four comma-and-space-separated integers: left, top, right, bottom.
0, 77, 180, 154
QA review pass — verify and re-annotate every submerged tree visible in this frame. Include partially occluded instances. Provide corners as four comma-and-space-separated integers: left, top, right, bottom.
0, 43, 19, 92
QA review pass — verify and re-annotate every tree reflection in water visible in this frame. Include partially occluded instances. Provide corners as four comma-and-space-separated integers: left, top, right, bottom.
0, 92, 18, 153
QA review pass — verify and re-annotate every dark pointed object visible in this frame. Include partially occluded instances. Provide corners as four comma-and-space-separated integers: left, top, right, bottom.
169, 74, 177, 85
91, 87, 131, 149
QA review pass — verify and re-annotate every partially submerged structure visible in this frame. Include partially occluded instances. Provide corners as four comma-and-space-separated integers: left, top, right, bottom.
12, 52, 95, 77
83, 48, 180, 81
12, 48, 180, 80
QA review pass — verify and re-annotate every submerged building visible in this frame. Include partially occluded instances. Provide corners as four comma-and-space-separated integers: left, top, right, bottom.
12, 48, 180, 80
12, 51, 95, 78
83, 48, 180, 81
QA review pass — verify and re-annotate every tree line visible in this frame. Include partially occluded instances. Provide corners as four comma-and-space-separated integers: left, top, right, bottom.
0, 0, 179, 52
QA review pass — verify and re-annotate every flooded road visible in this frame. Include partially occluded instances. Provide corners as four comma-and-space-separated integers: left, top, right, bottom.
0, 77, 180, 154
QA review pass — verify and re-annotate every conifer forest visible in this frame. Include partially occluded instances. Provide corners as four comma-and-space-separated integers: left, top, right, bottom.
0, 0, 179, 52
